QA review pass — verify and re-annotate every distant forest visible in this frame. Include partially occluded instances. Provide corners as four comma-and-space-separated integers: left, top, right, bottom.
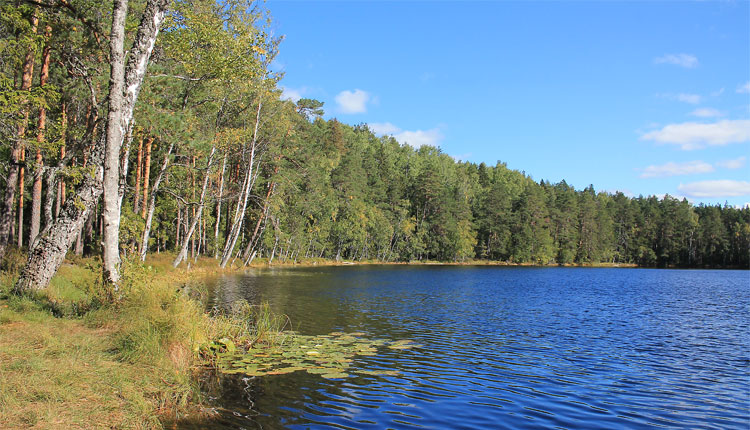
2, 0, 748, 276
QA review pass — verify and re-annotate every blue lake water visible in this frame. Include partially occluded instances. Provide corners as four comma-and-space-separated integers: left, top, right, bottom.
193, 266, 750, 429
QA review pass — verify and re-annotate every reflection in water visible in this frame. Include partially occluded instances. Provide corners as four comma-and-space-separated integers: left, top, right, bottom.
185, 267, 749, 429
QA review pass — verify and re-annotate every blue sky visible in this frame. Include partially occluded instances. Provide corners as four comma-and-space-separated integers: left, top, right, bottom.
268, 1, 750, 206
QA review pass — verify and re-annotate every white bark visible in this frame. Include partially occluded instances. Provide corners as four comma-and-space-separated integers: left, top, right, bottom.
214, 152, 227, 258
14, 0, 170, 294
173, 146, 215, 267
103, 0, 169, 286
101, 0, 129, 286
219, 100, 262, 268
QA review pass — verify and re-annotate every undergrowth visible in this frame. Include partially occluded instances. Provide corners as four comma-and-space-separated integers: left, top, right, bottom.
0, 250, 291, 429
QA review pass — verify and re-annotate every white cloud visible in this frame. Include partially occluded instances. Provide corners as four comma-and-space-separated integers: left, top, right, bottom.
640, 161, 714, 178
711, 88, 725, 97
737, 81, 750, 94
676, 93, 702, 104
335, 89, 370, 114
657, 92, 703, 104
689, 107, 723, 118
716, 156, 747, 170
678, 180, 750, 198
640, 119, 750, 150
654, 53, 699, 68
450, 152, 473, 162
395, 129, 443, 148
368, 122, 401, 135
280, 86, 303, 102
368, 122, 444, 148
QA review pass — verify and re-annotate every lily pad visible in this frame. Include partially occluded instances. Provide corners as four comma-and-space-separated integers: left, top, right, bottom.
321, 372, 349, 379
215, 331, 414, 379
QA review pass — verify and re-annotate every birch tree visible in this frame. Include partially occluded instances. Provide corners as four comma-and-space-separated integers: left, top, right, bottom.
14, 0, 170, 293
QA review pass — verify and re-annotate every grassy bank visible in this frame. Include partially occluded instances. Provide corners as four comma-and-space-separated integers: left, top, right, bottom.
0, 252, 269, 429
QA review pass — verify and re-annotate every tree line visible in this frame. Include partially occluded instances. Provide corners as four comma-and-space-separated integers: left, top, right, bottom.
1, 0, 747, 293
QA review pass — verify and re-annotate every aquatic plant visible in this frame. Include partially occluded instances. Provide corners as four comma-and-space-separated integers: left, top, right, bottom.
212, 331, 419, 379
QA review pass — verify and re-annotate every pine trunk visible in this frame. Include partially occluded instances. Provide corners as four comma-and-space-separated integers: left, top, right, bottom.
134, 134, 144, 213
141, 136, 153, 218
140, 142, 173, 261
0, 11, 37, 259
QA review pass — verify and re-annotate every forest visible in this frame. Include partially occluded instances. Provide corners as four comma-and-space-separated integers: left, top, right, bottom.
1, 0, 748, 295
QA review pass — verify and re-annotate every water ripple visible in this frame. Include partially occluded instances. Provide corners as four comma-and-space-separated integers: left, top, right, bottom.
185, 267, 750, 430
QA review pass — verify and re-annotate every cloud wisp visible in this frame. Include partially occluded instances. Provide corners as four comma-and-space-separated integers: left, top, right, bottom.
640, 161, 714, 178
639, 157, 745, 179
654, 53, 699, 68
640, 119, 750, 150
689, 108, 723, 118
716, 156, 747, 170
676, 93, 702, 104
335, 89, 371, 114
368, 122, 443, 148
678, 180, 750, 198
737, 81, 750, 94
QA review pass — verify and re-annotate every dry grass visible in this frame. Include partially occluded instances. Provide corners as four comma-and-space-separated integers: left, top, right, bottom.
0, 308, 162, 429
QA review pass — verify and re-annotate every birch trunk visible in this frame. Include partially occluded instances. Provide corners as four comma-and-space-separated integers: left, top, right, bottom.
214, 153, 226, 258
140, 142, 173, 261
14, 0, 170, 293
30, 26, 52, 245
13, 144, 104, 294
173, 147, 215, 267
101, 0, 129, 286
219, 100, 262, 268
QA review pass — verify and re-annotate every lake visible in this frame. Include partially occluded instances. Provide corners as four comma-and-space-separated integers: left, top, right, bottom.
191, 266, 749, 429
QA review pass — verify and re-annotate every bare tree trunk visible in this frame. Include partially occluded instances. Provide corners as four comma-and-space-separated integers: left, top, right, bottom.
219, 100, 262, 268
174, 147, 215, 267
242, 181, 274, 261
0, 11, 37, 259
214, 152, 226, 258
14, 143, 104, 294
140, 142, 173, 261
17, 147, 26, 248
14, 0, 170, 293
175, 203, 181, 250
101, 0, 129, 286
141, 136, 153, 218
190, 155, 196, 258
55, 146, 65, 218
118, 124, 135, 211
42, 168, 58, 231
30, 25, 52, 245
133, 134, 144, 213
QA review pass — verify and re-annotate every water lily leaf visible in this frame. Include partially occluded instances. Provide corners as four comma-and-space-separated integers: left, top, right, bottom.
306, 367, 336, 374
321, 372, 349, 379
